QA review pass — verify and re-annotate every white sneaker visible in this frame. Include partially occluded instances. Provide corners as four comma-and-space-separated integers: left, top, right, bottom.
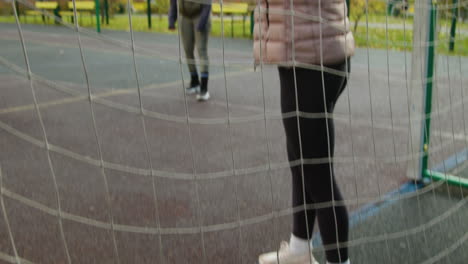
186, 85, 200, 95
196, 91, 210, 101
258, 241, 319, 264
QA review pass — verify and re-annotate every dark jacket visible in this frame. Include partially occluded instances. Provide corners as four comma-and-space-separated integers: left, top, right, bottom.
168, 0, 211, 32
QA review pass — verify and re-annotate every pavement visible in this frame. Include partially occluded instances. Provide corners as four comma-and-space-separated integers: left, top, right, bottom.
0, 22, 467, 264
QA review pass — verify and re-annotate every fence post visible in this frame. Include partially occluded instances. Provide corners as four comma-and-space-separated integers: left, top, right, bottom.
147, 0, 152, 28
104, 0, 109, 24
346, 0, 350, 17
449, 0, 458, 51
250, 10, 254, 37
95, 0, 101, 32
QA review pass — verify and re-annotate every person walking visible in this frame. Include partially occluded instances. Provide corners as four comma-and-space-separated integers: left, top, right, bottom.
169, 0, 211, 101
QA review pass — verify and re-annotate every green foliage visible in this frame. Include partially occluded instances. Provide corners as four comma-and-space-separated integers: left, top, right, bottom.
443, 0, 468, 22
350, 0, 386, 31
110, 0, 126, 15
353, 24, 468, 56
0, 1, 13, 16
1, 9, 467, 56
154, 0, 170, 15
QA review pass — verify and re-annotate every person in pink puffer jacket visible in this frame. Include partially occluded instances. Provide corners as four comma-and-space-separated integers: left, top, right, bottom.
254, 0, 354, 264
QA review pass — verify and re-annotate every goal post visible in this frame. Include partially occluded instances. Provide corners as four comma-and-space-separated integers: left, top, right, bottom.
407, 0, 436, 181
409, 0, 468, 188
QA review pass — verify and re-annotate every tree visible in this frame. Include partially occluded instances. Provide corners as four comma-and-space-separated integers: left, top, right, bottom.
350, 0, 386, 32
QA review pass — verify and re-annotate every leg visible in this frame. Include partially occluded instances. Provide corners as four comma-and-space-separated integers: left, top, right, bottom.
279, 62, 350, 263
278, 67, 318, 241
300, 65, 349, 263
180, 16, 197, 75
195, 18, 210, 94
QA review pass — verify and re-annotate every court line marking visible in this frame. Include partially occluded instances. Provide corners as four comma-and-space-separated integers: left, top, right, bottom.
0, 59, 253, 116
0, 251, 34, 264
1, 53, 467, 128
312, 181, 424, 248
432, 148, 468, 174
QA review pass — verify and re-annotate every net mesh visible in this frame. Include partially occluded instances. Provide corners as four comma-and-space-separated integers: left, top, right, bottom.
0, 0, 467, 263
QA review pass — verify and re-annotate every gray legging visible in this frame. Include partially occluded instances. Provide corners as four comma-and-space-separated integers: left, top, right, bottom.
180, 15, 210, 74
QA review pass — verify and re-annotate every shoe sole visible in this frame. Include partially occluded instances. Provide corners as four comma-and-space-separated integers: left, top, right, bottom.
186, 86, 200, 95
257, 260, 319, 264
257, 254, 320, 264
196, 93, 210, 101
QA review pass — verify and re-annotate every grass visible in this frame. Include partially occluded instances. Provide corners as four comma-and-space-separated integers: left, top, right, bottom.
0, 14, 251, 38
363, 13, 468, 31
365, 13, 414, 24
353, 26, 468, 56
1, 13, 467, 56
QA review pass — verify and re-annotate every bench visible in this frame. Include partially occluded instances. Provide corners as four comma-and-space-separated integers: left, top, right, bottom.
407, 4, 414, 17
133, 2, 147, 13
211, 2, 249, 37
24, 1, 58, 23
60, 1, 95, 24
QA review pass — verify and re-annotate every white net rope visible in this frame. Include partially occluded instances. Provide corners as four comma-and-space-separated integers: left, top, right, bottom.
0, 0, 467, 263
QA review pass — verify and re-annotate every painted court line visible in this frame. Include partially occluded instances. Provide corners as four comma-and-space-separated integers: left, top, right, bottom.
0, 63, 253, 116
431, 148, 468, 174
311, 181, 424, 248
311, 151, 468, 249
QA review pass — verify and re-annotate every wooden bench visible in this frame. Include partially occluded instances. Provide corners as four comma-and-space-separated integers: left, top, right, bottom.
133, 2, 147, 13
407, 4, 414, 17
60, 1, 95, 24
212, 2, 249, 37
25, 1, 58, 23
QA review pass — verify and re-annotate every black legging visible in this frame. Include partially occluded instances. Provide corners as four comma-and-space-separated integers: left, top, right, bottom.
278, 59, 350, 263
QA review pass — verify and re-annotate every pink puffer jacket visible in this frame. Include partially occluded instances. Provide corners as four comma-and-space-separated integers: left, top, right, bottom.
253, 0, 355, 66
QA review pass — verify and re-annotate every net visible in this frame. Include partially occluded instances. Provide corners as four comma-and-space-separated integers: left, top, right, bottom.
422, 0, 468, 188
0, 0, 467, 263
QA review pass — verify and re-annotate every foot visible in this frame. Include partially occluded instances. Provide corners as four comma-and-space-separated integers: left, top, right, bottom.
185, 85, 200, 95
196, 91, 210, 101
258, 241, 319, 264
